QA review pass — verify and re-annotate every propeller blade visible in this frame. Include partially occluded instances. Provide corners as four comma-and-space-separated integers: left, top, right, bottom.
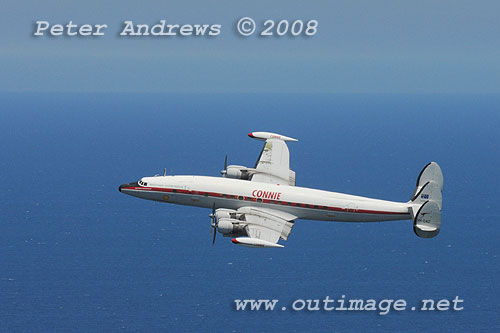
210, 216, 213, 235
210, 203, 216, 239
212, 228, 217, 245
221, 154, 228, 177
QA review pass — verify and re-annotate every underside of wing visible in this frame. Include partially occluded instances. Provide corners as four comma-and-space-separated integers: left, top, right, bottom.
232, 207, 296, 247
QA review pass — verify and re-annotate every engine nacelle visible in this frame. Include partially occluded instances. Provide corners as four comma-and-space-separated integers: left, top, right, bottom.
225, 165, 253, 180
217, 218, 238, 234
225, 165, 245, 179
215, 208, 234, 220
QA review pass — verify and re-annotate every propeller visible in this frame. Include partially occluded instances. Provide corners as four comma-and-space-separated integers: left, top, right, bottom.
209, 203, 217, 245
220, 154, 228, 177
212, 223, 217, 245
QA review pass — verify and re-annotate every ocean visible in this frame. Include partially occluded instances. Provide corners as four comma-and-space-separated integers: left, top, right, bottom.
0, 93, 499, 331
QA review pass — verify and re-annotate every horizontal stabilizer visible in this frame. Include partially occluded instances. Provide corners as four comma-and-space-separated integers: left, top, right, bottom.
411, 181, 443, 210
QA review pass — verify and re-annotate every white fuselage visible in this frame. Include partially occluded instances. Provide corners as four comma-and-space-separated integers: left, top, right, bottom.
120, 176, 411, 222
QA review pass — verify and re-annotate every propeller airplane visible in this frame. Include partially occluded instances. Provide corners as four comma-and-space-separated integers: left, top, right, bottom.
119, 132, 443, 248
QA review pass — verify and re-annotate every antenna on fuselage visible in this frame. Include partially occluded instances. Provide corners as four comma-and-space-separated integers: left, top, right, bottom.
163, 168, 166, 176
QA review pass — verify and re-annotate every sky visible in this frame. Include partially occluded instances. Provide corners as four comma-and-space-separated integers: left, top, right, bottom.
1, 0, 499, 93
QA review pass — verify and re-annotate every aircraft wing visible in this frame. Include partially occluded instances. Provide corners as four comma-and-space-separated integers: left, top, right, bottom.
236, 206, 296, 244
250, 133, 296, 185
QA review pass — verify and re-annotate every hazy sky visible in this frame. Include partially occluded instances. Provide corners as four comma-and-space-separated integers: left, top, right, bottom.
1, 0, 499, 93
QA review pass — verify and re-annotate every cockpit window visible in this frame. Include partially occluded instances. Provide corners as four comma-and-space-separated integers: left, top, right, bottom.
138, 180, 148, 186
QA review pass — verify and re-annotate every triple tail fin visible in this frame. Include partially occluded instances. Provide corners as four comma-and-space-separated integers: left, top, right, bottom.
409, 162, 444, 238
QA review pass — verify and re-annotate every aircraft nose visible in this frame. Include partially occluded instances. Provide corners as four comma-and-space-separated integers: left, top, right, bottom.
119, 182, 138, 193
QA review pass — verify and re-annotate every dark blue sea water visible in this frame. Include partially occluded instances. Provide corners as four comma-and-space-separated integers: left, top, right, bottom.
1, 93, 499, 332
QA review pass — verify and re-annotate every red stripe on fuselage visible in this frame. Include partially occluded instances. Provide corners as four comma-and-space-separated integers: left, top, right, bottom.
122, 187, 406, 215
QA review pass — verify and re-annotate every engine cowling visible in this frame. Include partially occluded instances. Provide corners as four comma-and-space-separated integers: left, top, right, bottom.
215, 209, 233, 220
217, 218, 238, 234
225, 165, 245, 179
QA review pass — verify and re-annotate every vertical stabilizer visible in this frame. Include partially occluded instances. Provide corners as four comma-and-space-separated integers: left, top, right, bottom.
409, 162, 443, 238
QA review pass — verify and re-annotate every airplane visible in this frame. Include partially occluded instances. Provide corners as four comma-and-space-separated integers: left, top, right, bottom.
118, 132, 443, 248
